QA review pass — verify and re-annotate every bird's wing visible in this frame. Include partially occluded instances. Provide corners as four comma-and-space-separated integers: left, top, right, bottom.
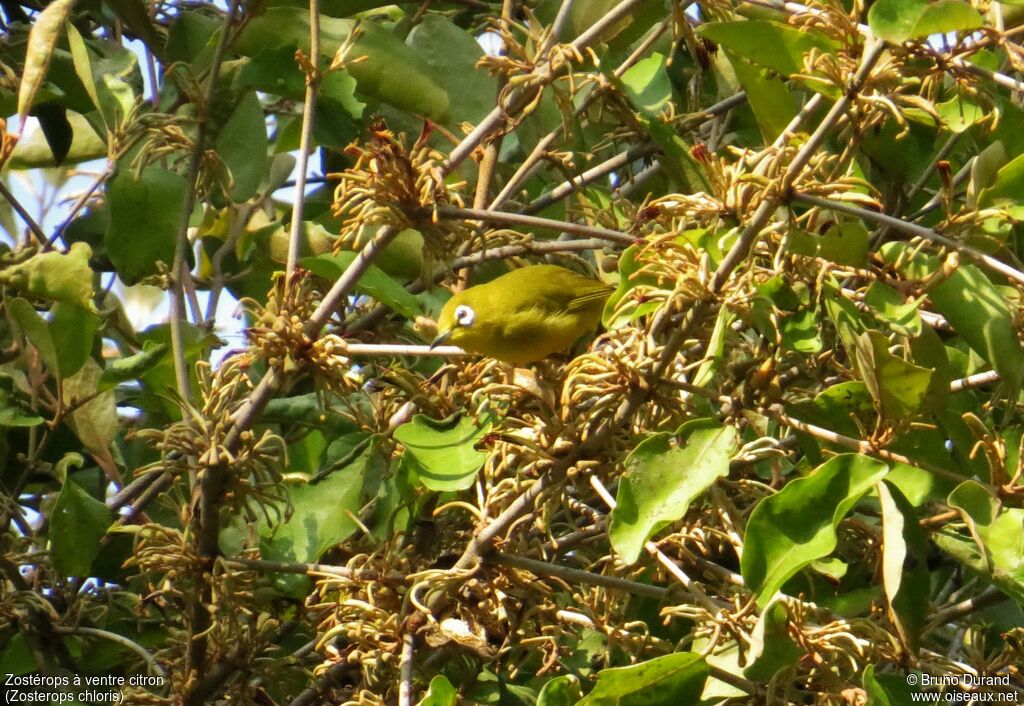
565, 284, 614, 314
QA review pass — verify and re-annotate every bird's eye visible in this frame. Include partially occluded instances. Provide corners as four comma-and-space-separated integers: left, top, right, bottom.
455, 304, 475, 327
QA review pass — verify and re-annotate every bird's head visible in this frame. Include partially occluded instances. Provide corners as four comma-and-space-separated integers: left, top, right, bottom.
432, 292, 479, 348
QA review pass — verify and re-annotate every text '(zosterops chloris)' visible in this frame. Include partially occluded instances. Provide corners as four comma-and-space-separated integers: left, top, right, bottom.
431, 264, 613, 364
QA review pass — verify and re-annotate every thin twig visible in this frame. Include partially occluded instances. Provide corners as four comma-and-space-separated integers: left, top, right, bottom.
436, 205, 635, 244
524, 142, 658, 214
444, 0, 652, 174
53, 626, 166, 677
397, 633, 415, 706
486, 550, 684, 601
0, 179, 48, 246
285, 0, 321, 287
792, 191, 1024, 286
768, 406, 984, 487
179, 1, 241, 693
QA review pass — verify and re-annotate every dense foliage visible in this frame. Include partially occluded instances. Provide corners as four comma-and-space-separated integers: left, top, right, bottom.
1, 0, 1024, 704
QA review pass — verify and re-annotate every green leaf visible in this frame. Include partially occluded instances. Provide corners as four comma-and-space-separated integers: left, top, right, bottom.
105, 166, 188, 285
50, 302, 100, 378
407, 15, 498, 127
878, 481, 930, 654
863, 664, 915, 706
977, 151, 1024, 218
779, 308, 823, 354
394, 414, 490, 492
216, 91, 268, 202
105, 0, 163, 57
882, 243, 1024, 389
536, 676, 580, 706
7, 111, 106, 169
235, 8, 450, 121
415, 676, 457, 706
0, 385, 44, 428
863, 282, 922, 337
576, 652, 709, 706
17, 0, 76, 120
261, 444, 375, 562
727, 53, 797, 142
743, 600, 804, 681
741, 454, 889, 607
66, 22, 102, 122
0, 243, 96, 310
7, 297, 60, 372
64, 358, 118, 459
853, 330, 934, 421
868, 0, 983, 44
609, 421, 738, 564
696, 20, 839, 76
946, 480, 1024, 603
787, 222, 869, 267
620, 54, 672, 117
166, 11, 220, 65
936, 92, 985, 133
51, 476, 114, 577
98, 342, 170, 391
301, 252, 422, 319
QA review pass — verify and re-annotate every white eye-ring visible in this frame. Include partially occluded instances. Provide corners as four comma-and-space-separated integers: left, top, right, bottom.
455, 304, 475, 327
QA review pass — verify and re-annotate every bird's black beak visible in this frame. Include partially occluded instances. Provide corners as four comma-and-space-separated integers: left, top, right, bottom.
430, 330, 453, 349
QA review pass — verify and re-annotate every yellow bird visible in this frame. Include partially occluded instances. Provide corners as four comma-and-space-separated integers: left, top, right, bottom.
431, 264, 612, 364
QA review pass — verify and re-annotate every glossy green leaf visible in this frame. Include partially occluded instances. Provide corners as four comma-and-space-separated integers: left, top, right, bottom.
166, 11, 219, 65
7, 297, 60, 373
853, 330, 934, 420
696, 21, 839, 76
7, 111, 106, 169
395, 414, 490, 492
301, 252, 422, 319
105, 166, 188, 285
407, 15, 498, 126
98, 342, 170, 391
620, 54, 672, 117
602, 245, 662, 329
868, 0, 983, 43
0, 243, 96, 311
66, 22, 101, 121
261, 443, 375, 562
610, 422, 738, 564
946, 480, 1024, 603
728, 54, 797, 142
536, 675, 580, 706
863, 664, 915, 706
787, 222, 869, 267
0, 385, 44, 428
235, 8, 450, 121
878, 481, 930, 654
863, 282, 922, 337
741, 454, 889, 607
743, 600, 804, 681
105, 0, 163, 57
50, 302, 100, 378
882, 243, 1024, 389
18, 0, 76, 119
936, 92, 985, 133
216, 91, 268, 202
576, 652, 709, 706
65, 358, 118, 459
977, 151, 1024, 218
51, 476, 113, 577
779, 308, 823, 354
415, 676, 457, 706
